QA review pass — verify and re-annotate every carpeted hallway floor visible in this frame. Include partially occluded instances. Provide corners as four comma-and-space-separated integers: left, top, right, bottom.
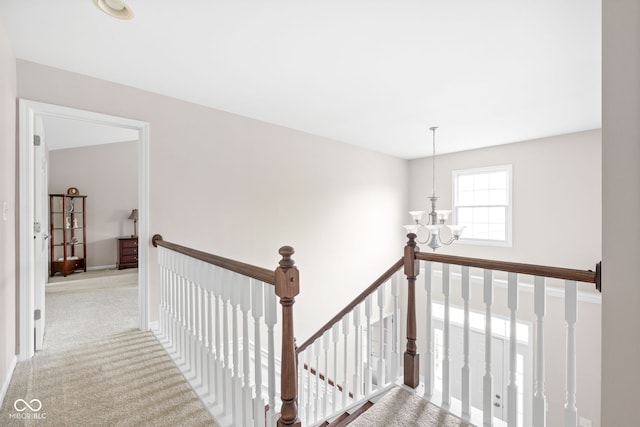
1, 270, 216, 426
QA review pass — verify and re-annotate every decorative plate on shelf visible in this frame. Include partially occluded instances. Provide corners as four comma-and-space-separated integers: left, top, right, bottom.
66, 187, 79, 195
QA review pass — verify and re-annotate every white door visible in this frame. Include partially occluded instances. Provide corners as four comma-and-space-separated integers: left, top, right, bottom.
33, 116, 48, 351
439, 325, 507, 422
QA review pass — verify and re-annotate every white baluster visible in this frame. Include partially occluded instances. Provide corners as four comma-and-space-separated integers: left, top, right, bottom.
442, 263, 451, 410
252, 279, 266, 427
179, 256, 188, 365
193, 264, 201, 381
179, 254, 188, 366
332, 322, 340, 414
424, 261, 433, 399
391, 273, 401, 381
197, 261, 207, 392
565, 280, 577, 427
185, 257, 193, 376
168, 252, 177, 352
377, 285, 386, 388
364, 295, 373, 395
166, 252, 172, 340
212, 266, 224, 408
533, 276, 547, 427
483, 269, 493, 427
173, 254, 181, 358
461, 266, 471, 421
165, 250, 173, 347
303, 350, 312, 425
264, 285, 277, 425
181, 255, 189, 366
189, 258, 199, 381
231, 273, 242, 425
176, 253, 184, 356
351, 305, 361, 401
240, 276, 252, 426
199, 263, 208, 390
221, 270, 232, 417
314, 339, 321, 421
322, 332, 330, 417
507, 272, 519, 427
205, 286, 215, 402
158, 246, 168, 341
342, 313, 350, 408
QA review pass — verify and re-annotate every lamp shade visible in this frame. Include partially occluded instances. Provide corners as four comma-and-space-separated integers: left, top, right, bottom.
128, 209, 139, 221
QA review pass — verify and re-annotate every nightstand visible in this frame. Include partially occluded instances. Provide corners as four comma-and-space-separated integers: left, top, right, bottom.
116, 236, 138, 270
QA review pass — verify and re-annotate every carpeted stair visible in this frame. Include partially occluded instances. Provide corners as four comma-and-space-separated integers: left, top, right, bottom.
326, 387, 473, 427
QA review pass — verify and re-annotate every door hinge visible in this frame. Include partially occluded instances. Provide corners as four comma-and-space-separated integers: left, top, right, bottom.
34, 222, 41, 233
34, 135, 41, 146
34, 309, 41, 321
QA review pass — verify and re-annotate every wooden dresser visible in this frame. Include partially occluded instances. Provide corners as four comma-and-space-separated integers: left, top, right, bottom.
116, 236, 138, 270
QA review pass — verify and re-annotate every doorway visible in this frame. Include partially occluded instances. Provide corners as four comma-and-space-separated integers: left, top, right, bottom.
18, 100, 150, 360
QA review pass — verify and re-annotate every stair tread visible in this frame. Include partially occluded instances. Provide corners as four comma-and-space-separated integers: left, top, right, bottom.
326, 400, 374, 427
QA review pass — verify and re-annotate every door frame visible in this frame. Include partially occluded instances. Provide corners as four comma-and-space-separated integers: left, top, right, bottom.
18, 99, 150, 360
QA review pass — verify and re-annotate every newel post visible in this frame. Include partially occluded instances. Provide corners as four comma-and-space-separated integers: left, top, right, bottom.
275, 246, 301, 427
404, 233, 420, 388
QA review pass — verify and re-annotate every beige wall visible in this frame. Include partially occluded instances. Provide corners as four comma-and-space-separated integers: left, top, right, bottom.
602, 0, 640, 424
0, 20, 17, 402
48, 141, 139, 269
17, 60, 408, 340
408, 130, 602, 269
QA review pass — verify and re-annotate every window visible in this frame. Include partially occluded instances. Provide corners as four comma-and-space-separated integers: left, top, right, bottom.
453, 165, 512, 246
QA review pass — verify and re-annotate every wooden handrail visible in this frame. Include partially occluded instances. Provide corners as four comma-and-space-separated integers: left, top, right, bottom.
301, 363, 354, 398
296, 258, 404, 354
415, 251, 600, 286
152, 234, 275, 285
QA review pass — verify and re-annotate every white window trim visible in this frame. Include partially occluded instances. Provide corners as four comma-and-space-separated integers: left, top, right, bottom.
452, 164, 513, 247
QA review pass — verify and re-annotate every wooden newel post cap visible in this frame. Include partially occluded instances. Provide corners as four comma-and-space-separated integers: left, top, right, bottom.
404, 233, 419, 277
276, 246, 299, 299
278, 246, 296, 268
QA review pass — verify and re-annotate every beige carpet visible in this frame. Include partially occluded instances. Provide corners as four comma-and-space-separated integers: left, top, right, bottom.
1, 271, 216, 426
349, 387, 473, 427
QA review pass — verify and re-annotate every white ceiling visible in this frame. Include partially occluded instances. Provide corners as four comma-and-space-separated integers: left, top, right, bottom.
0, 1, 601, 159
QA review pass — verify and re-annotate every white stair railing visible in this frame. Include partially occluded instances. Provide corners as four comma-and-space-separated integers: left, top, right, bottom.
295, 262, 404, 426
407, 234, 600, 427
152, 233, 599, 427
152, 235, 301, 427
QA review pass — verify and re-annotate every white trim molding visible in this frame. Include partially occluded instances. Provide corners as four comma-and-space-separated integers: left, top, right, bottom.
18, 99, 150, 360
0, 355, 17, 407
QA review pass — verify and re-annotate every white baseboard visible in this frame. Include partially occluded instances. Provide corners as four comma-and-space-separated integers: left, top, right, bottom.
148, 320, 159, 331
87, 264, 117, 271
0, 355, 18, 408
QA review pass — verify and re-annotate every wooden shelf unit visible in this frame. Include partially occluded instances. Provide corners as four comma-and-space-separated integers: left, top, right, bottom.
49, 194, 87, 277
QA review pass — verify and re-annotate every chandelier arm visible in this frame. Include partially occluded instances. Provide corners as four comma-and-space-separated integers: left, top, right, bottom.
439, 234, 460, 246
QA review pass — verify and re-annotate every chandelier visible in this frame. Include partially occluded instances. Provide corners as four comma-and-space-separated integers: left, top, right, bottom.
404, 126, 465, 251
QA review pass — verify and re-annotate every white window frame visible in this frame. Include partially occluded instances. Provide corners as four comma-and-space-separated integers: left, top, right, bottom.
452, 165, 513, 247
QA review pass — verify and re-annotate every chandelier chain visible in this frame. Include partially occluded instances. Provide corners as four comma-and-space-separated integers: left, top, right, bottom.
430, 126, 438, 197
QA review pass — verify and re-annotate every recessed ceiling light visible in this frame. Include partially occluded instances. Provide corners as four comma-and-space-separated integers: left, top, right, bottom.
93, 0, 134, 20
